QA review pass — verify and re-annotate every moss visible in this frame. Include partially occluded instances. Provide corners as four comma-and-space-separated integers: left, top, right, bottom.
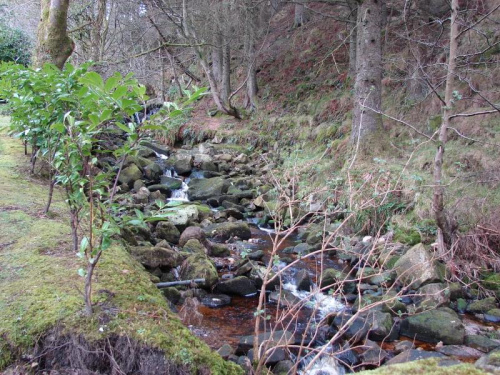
393, 226, 421, 246
356, 358, 488, 375
0, 118, 242, 374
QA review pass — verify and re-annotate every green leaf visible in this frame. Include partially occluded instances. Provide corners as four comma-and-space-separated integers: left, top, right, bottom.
115, 122, 133, 134
78, 268, 86, 277
105, 74, 120, 91
80, 236, 89, 253
112, 86, 128, 100
50, 122, 65, 133
80, 71, 104, 89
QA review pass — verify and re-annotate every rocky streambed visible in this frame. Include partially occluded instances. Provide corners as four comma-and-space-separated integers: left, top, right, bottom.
112, 140, 500, 374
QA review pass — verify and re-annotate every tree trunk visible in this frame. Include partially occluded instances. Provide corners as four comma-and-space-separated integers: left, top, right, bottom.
91, 0, 107, 63
294, 2, 308, 28
347, 0, 358, 79
35, 0, 74, 69
433, 0, 459, 256
351, 0, 383, 145
212, 30, 223, 85
245, 2, 259, 111
221, 42, 231, 106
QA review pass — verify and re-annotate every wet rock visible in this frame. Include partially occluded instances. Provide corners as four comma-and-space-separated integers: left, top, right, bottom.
162, 287, 181, 305
294, 269, 312, 291
268, 290, 301, 307
361, 339, 388, 366
221, 200, 246, 212
484, 309, 500, 323
394, 340, 415, 353
119, 164, 142, 187
204, 222, 252, 241
393, 243, 442, 289
332, 313, 370, 343
364, 310, 398, 342
465, 335, 500, 353
132, 187, 150, 204
146, 184, 171, 196
188, 177, 229, 201
160, 176, 183, 190
180, 253, 218, 289
385, 349, 446, 366
141, 141, 170, 157
162, 204, 207, 230
436, 345, 483, 359
201, 294, 231, 308
247, 250, 264, 261
467, 297, 497, 314
400, 307, 465, 344
320, 268, 354, 293
223, 208, 244, 220
234, 153, 249, 164
414, 283, 450, 309
214, 276, 257, 296
143, 163, 162, 181
449, 282, 465, 300
200, 160, 218, 172
236, 330, 295, 355
155, 221, 180, 244
210, 243, 231, 257
179, 226, 208, 247
273, 360, 294, 375
130, 246, 181, 269
183, 239, 207, 254
133, 179, 145, 192
475, 348, 500, 372
121, 227, 138, 245
173, 154, 193, 175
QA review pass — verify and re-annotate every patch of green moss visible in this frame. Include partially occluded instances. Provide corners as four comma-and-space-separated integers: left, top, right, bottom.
357, 358, 488, 375
393, 226, 421, 246
0, 118, 242, 374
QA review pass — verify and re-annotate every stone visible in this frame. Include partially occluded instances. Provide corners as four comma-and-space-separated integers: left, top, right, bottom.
162, 287, 181, 305
385, 349, 446, 366
236, 330, 294, 355
147, 184, 171, 196
221, 200, 246, 212
183, 239, 207, 255
294, 269, 312, 291
180, 253, 218, 288
436, 345, 483, 360
465, 335, 500, 353
200, 160, 218, 172
210, 243, 231, 257
364, 310, 398, 342
201, 294, 231, 308
173, 154, 193, 175
269, 290, 301, 307
160, 176, 183, 190
393, 243, 442, 289
223, 208, 244, 220
320, 268, 354, 293
247, 250, 264, 261
179, 226, 207, 247
118, 164, 142, 187
414, 283, 450, 309
140, 141, 170, 157
143, 163, 162, 181
475, 349, 500, 373
448, 282, 464, 300
204, 222, 252, 241
467, 297, 497, 314
133, 179, 145, 191
394, 340, 414, 353
161, 204, 204, 230
361, 339, 388, 366
484, 309, 500, 323
129, 246, 181, 269
188, 177, 229, 201
234, 153, 249, 164
155, 221, 180, 244
400, 308, 465, 345
214, 276, 257, 296
273, 360, 294, 375
132, 187, 150, 204
332, 313, 370, 343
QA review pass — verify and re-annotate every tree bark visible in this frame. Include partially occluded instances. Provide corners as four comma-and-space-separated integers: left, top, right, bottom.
35, 0, 74, 69
433, 0, 459, 256
351, 0, 383, 145
294, 2, 308, 28
346, 0, 358, 79
91, 0, 107, 63
221, 41, 231, 106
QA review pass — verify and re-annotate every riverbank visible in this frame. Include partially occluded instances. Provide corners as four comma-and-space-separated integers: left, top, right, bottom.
0, 116, 242, 374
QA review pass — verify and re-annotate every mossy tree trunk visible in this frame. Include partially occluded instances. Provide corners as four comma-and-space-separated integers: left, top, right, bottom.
351, 0, 383, 146
35, 0, 74, 69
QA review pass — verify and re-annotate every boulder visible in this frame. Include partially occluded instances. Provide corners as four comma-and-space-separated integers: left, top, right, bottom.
183, 239, 207, 254
162, 287, 181, 305
465, 335, 500, 353
118, 164, 142, 187
180, 253, 218, 289
385, 349, 446, 366
188, 177, 229, 201
236, 330, 295, 355
364, 310, 398, 342
332, 313, 370, 343
234, 153, 249, 164
294, 269, 312, 291
204, 222, 252, 241
201, 294, 231, 308
361, 339, 388, 366
467, 297, 497, 314
475, 348, 500, 373
400, 308, 465, 344
173, 154, 193, 175
132, 187, 150, 204
147, 184, 171, 196
160, 176, 183, 190
320, 268, 354, 293
130, 246, 181, 269
161, 204, 207, 230
144, 163, 162, 181
214, 276, 257, 296
141, 141, 170, 157
179, 226, 208, 247
436, 345, 483, 360
155, 221, 180, 244
210, 243, 231, 257
414, 283, 450, 309
393, 243, 442, 289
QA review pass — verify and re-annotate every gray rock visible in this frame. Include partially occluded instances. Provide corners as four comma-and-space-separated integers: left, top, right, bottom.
202, 294, 231, 308
385, 349, 446, 366
294, 269, 312, 291
364, 310, 398, 342
188, 177, 229, 201
179, 226, 208, 247
160, 176, 183, 190
141, 141, 170, 157
414, 282, 450, 309
155, 221, 180, 244
214, 276, 257, 296
144, 163, 162, 181
130, 246, 181, 269
147, 184, 171, 196
204, 222, 252, 241
162, 287, 181, 305
361, 339, 388, 366
475, 348, 500, 373
180, 253, 218, 288
119, 164, 142, 187
400, 307, 465, 345
467, 297, 497, 314
332, 313, 370, 343
394, 243, 442, 289
132, 187, 150, 204
436, 345, 483, 359
465, 335, 500, 353
173, 154, 193, 175
183, 239, 207, 254
236, 330, 294, 355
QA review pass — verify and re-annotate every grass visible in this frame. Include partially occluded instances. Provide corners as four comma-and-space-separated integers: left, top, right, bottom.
0, 116, 242, 374
357, 358, 488, 375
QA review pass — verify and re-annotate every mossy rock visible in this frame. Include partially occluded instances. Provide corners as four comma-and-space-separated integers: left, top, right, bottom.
467, 297, 497, 314
118, 164, 142, 187
180, 253, 218, 289
183, 239, 207, 255
393, 226, 421, 246
357, 358, 488, 375
155, 221, 181, 244
204, 222, 251, 241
